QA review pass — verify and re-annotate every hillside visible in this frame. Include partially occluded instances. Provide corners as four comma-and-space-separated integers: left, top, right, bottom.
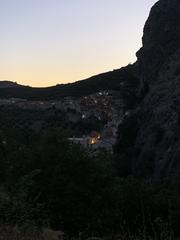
0, 81, 22, 88
0, 65, 138, 100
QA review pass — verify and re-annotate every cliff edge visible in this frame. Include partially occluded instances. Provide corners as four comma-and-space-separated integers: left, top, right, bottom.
116, 0, 180, 179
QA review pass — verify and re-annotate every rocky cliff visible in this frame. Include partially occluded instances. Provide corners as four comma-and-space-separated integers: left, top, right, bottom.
136, 0, 180, 87
116, 0, 180, 179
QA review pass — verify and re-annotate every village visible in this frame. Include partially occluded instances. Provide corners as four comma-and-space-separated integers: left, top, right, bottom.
0, 90, 124, 151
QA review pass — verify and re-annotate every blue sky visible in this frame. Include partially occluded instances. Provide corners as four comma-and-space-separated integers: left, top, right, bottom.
0, 0, 157, 87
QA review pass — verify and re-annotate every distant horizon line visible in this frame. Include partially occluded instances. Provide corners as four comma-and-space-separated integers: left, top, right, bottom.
0, 65, 130, 88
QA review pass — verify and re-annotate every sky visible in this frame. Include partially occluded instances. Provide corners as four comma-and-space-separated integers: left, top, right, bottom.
0, 0, 157, 87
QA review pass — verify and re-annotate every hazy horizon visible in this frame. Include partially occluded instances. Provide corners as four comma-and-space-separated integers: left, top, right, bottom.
1, 0, 157, 87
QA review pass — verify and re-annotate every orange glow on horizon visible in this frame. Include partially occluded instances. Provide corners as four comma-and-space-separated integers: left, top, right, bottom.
0, 54, 137, 87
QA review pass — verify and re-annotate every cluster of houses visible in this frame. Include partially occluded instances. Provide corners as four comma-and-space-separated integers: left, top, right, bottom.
66, 91, 124, 151
0, 91, 124, 151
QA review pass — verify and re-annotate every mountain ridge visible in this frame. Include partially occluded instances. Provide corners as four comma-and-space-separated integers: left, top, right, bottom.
0, 65, 138, 100
0, 81, 23, 89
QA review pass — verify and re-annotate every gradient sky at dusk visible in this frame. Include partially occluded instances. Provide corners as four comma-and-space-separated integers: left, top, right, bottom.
0, 0, 157, 87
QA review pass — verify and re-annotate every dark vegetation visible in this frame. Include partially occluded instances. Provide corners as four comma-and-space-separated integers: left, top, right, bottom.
0, 109, 180, 239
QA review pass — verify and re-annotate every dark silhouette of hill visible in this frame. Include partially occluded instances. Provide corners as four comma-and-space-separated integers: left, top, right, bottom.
0, 81, 23, 88
0, 65, 138, 100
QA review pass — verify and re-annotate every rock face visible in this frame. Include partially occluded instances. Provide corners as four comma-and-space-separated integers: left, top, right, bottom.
134, 0, 180, 178
136, 0, 180, 86
116, 0, 180, 179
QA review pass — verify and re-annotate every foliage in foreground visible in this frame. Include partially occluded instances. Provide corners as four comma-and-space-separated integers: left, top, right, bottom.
0, 126, 180, 239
